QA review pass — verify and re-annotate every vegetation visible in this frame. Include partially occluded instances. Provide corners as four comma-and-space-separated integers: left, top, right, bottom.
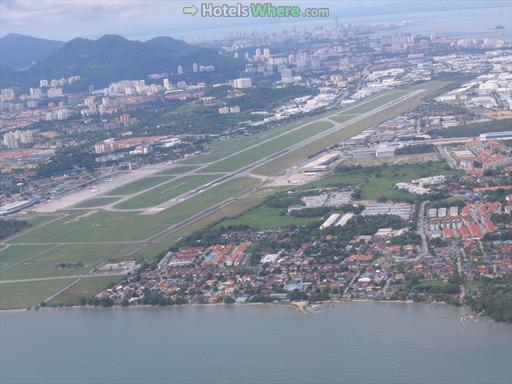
429, 119, 512, 138
466, 280, 512, 323
2, 34, 243, 90
0, 219, 30, 240
36, 145, 97, 178
325, 214, 405, 238
227, 85, 317, 111
115, 174, 218, 209
0, 279, 77, 310
412, 280, 461, 295
395, 144, 435, 155
107, 176, 172, 196
492, 213, 512, 225
202, 121, 333, 172
311, 161, 455, 202
390, 232, 422, 246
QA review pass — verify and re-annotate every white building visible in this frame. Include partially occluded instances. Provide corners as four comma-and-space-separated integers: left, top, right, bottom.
320, 214, 341, 230
233, 77, 252, 89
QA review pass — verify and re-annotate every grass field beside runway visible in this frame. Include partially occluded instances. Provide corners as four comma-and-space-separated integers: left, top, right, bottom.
215, 205, 322, 230
0, 243, 139, 281
23, 215, 60, 227
329, 114, 361, 124
202, 121, 334, 173
115, 174, 220, 209
0, 279, 76, 309
8, 177, 261, 244
253, 81, 451, 176
128, 195, 264, 261
46, 275, 121, 307
180, 90, 408, 166
181, 117, 331, 165
107, 175, 173, 195
334, 91, 408, 115
0, 244, 55, 268
156, 165, 201, 175
75, 196, 121, 208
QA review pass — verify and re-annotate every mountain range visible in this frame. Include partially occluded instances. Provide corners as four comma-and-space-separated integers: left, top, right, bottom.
0, 33, 65, 70
0, 34, 243, 91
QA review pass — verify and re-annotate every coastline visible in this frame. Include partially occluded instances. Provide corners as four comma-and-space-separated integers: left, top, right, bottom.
0, 298, 497, 324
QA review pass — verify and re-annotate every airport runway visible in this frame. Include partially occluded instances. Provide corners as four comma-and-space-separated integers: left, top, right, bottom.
3, 89, 427, 282
69, 89, 424, 216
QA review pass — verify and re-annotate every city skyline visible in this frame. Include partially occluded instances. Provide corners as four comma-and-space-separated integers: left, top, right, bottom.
1, 0, 507, 41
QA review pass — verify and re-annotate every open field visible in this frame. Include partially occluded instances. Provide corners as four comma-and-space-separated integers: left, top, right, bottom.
0, 243, 138, 281
215, 205, 322, 230
0, 244, 55, 268
0, 279, 75, 309
334, 92, 408, 115
344, 152, 440, 167
202, 121, 334, 172
329, 114, 361, 124
9, 177, 261, 245
75, 197, 121, 208
156, 165, 201, 175
1, 263, 89, 281
115, 174, 219, 209
430, 118, 512, 138
181, 115, 336, 165
308, 161, 456, 201
128, 196, 264, 260
23, 215, 59, 227
46, 275, 121, 306
107, 175, 173, 195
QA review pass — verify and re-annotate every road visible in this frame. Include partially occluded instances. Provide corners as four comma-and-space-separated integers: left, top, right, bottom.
437, 145, 458, 169
343, 271, 360, 298
42, 278, 81, 303
0, 272, 126, 284
417, 200, 431, 257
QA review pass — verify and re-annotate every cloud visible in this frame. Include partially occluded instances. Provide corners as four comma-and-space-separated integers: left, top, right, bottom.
1, 0, 147, 24
0, 0, 186, 39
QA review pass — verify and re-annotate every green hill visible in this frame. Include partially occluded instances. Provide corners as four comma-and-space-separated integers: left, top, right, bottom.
0, 33, 65, 70
1, 34, 243, 91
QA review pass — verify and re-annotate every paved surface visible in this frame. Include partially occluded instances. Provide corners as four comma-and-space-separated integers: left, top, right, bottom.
0, 272, 126, 284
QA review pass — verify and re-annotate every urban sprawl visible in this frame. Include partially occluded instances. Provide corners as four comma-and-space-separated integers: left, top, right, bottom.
1, 21, 511, 322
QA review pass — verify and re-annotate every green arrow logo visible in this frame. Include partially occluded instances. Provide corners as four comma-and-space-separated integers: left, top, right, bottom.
183, 5, 198, 16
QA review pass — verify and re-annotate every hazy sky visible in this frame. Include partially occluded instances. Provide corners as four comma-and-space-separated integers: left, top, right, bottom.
0, 0, 507, 41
